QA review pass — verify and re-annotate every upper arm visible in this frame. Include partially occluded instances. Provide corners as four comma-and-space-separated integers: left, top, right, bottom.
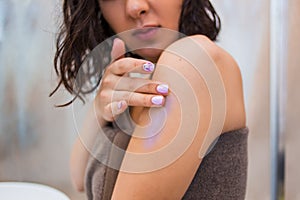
111, 35, 246, 199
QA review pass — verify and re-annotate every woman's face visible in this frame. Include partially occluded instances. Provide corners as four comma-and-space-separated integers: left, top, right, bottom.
99, 0, 184, 62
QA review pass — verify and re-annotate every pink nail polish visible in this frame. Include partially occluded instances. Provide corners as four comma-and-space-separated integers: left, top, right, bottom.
157, 84, 169, 94
143, 62, 155, 72
118, 101, 123, 109
151, 96, 164, 105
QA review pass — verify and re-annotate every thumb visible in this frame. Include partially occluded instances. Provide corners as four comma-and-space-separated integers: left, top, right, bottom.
111, 38, 126, 62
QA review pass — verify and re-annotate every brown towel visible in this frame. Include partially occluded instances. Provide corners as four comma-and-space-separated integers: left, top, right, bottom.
182, 128, 248, 200
85, 111, 133, 200
85, 111, 248, 200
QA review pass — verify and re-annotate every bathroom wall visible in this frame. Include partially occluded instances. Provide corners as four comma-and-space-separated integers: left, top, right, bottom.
285, 0, 300, 199
0, 0, 84, 199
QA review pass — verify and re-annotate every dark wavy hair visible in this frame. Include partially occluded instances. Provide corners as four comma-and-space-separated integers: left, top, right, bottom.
50, 0, 221, 106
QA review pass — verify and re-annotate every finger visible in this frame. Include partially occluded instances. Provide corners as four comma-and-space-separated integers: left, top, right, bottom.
111, 38, 126, 62
112, 76, 169, 95
111, 100, 128, 116
112, 91, 166, 107
108, 58, 155, 75
104, 100, 128, 121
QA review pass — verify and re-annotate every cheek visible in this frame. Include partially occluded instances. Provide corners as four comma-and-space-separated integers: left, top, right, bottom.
161, 6, 182, 30
100, 5, 125, 33
163, 14, 180, 31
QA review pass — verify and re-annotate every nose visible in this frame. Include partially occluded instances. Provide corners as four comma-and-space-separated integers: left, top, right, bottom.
126, 0, 149, 19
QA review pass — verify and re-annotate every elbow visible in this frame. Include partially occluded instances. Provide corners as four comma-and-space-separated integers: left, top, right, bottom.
73, 181, 85, 192
70, 163, 85, 192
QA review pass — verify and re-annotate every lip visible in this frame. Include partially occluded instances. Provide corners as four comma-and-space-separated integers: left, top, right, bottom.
132, 26, 160, 41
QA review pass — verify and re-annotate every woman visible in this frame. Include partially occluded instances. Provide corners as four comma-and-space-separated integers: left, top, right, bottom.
51, 0, 248, 199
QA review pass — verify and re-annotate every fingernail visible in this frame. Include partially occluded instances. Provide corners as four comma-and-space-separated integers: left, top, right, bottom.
143, 62, 155, 72
118, 101, 123, 109
157, 84, 169, 94
151, 96, 164, 105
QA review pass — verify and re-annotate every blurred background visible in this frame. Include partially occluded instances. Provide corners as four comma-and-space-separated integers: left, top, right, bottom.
0, 0, 299, 199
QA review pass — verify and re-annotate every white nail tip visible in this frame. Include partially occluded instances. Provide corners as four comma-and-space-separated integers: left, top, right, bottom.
151, 96, 164, 105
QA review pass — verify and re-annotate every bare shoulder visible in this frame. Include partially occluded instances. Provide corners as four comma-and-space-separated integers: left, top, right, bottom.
189, 35, 246, 132
162, 34, 246, 132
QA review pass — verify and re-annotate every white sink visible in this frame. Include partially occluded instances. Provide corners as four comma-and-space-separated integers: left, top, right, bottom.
0, 182, 70, 200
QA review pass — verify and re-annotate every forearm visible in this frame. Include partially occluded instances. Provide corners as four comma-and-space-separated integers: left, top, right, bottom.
70, 137, 90, 192
70, 103, 107, 191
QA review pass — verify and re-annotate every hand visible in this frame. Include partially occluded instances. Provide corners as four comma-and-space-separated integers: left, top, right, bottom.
94, 38, 169, 122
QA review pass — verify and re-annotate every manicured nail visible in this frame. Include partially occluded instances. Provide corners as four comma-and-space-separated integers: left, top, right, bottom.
117, 101, 123, 109
143, 62, 155, 72
151, 96, 164, 105
157, 84, 169, 94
